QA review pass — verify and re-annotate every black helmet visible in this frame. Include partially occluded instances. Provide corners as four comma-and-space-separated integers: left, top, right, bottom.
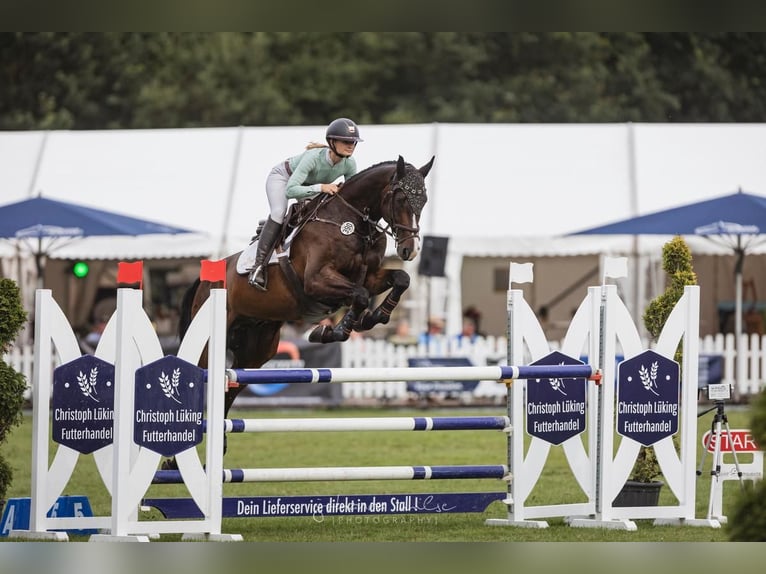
326, 118, 363, 143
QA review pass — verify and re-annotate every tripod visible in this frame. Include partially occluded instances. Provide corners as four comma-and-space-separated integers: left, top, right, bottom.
696, 400, 745, 522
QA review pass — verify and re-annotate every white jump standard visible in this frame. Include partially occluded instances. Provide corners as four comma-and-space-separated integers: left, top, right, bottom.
9, 260, 719, 541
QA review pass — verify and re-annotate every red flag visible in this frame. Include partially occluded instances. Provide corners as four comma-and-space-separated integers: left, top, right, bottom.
117, 261, 143, 288
200, 259, 226, 286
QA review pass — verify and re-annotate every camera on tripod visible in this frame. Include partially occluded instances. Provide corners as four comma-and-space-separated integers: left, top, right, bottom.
696, 379, 745, 523
705, 383, 731, 402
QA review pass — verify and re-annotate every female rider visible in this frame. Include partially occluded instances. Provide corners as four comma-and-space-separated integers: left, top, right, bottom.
248, 118, 363, 290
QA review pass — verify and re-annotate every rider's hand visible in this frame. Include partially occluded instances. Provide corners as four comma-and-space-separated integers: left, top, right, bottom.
321, 184, 339, 194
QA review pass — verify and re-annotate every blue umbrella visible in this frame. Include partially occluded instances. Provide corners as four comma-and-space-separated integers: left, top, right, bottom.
571, 190, 766, 236
572, 189, 766, 393
0, 196, 195, 287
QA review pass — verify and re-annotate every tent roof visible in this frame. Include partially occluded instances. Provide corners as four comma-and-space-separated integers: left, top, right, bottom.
3, 123, 766, 259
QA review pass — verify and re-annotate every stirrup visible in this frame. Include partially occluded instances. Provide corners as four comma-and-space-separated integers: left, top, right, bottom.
248, 266, 268, 291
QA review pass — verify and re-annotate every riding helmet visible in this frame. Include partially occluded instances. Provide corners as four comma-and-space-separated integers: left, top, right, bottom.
326, 118, 363, 143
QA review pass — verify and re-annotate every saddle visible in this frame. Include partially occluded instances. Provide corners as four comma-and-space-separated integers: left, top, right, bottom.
235, 196, 340, 319
251, 199, 311, 245
235, 197, 324, 276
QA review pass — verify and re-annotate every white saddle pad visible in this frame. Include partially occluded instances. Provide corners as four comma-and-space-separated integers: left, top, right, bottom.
235, 228, 297, 275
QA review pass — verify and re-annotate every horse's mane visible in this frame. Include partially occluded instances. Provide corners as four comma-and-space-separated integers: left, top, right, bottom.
343, 159, 397, 186
295, 159, 407, 215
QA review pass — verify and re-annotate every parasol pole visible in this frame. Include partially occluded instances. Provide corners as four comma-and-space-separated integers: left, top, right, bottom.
35, 236, 44, 290
734, 240, 745, 399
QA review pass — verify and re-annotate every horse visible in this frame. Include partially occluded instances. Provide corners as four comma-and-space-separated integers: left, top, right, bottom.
179, 155, 434, 419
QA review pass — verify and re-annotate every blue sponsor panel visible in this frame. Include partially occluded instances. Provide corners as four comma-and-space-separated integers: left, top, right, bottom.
243, 354, 302, 396
525, 351, 587, 445
616, 350, 680, 447
52, 355, 115, 454
241, 339, 341, 404
698, 353, 723, 388
143, 492, 506, 519
406, 357, 479, 394
134, 356, 205, 457
0, 496, 96, 536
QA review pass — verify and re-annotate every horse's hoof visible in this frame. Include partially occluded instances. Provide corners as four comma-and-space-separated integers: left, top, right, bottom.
353, 309, 373, 331
308, 325, 326, 343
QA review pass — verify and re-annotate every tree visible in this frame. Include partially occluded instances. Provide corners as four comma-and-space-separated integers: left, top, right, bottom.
3, 33, 766, 130
726, 382, 766, 539
0, 278, 28, 507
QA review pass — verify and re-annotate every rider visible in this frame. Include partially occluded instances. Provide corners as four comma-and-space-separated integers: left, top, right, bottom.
248, 117, 363, 290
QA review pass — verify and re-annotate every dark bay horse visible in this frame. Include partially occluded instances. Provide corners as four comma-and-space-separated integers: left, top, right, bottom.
179, 155, 434, 417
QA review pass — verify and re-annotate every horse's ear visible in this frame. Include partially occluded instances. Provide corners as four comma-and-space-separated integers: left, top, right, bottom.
419, 155, 435, 178
396, 155, 406, 180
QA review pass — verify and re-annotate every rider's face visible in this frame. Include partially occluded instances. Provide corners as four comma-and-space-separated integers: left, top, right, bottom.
334, 140, 357, 155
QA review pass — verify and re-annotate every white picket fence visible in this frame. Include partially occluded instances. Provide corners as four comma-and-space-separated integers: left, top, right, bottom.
340, 333, 766, 401
339, 336, 510, 401
5, 333, 765, 403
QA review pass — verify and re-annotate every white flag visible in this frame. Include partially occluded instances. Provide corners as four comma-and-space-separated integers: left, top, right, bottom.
509, 262, 534, 286
602, 256, 628, 280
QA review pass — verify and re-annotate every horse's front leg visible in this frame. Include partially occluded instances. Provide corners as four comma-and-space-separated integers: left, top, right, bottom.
308, 286, 370, 343
354, 269, 410, 332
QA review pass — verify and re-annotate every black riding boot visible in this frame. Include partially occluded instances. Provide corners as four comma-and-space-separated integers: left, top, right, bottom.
248, 217, 281, 291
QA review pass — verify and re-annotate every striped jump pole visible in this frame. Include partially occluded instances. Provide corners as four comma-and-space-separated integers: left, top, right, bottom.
219, 364, 600, 385
221, 415, 510, 433
153, 465, 509, 484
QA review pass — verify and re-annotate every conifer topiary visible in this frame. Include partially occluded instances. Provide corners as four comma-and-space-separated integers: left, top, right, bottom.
630, 236, 696, 483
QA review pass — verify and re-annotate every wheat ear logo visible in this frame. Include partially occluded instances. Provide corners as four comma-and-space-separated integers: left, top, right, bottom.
77, 367, 100, 402
548, 361, 568, 396
159, 368, 183, 404
639, 361, 660, 396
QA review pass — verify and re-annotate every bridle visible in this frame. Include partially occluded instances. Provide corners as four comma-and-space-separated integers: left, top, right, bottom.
331, 168, 425, 249
311, 165, 426, 250
383, 170, 425, 247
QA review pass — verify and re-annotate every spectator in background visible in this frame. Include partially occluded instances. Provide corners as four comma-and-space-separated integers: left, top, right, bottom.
80, 315, 107, 354
456, 314, 479, 344
419, 316, 446, 344
388, 318, 418, 346
462, 305, 485, 337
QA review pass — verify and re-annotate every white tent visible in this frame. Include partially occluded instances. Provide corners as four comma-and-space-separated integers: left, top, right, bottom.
3, 123, 766, 335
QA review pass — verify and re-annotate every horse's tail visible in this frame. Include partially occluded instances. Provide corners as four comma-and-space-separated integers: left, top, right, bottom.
178, 278, 201, 340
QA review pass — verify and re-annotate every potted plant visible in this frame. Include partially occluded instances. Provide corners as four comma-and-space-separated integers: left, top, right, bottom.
613, 442, 664, 506
0, 278, 29, 515
614, 236, 697, 507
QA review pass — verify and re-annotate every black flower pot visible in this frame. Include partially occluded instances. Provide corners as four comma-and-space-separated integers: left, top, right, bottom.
613, 480, 664, 507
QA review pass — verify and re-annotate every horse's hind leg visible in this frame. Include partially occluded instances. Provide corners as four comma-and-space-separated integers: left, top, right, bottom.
227, 316, 282, 396
162, 361, 242, 471
208, 318, 281, 459
355, 269, 410, 331
162, 317, 281, 470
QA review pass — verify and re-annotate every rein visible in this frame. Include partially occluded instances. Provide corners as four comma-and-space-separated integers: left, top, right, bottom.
332, 192, 392, 239
294, 165, 423, 249
330, 177, 421, 247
